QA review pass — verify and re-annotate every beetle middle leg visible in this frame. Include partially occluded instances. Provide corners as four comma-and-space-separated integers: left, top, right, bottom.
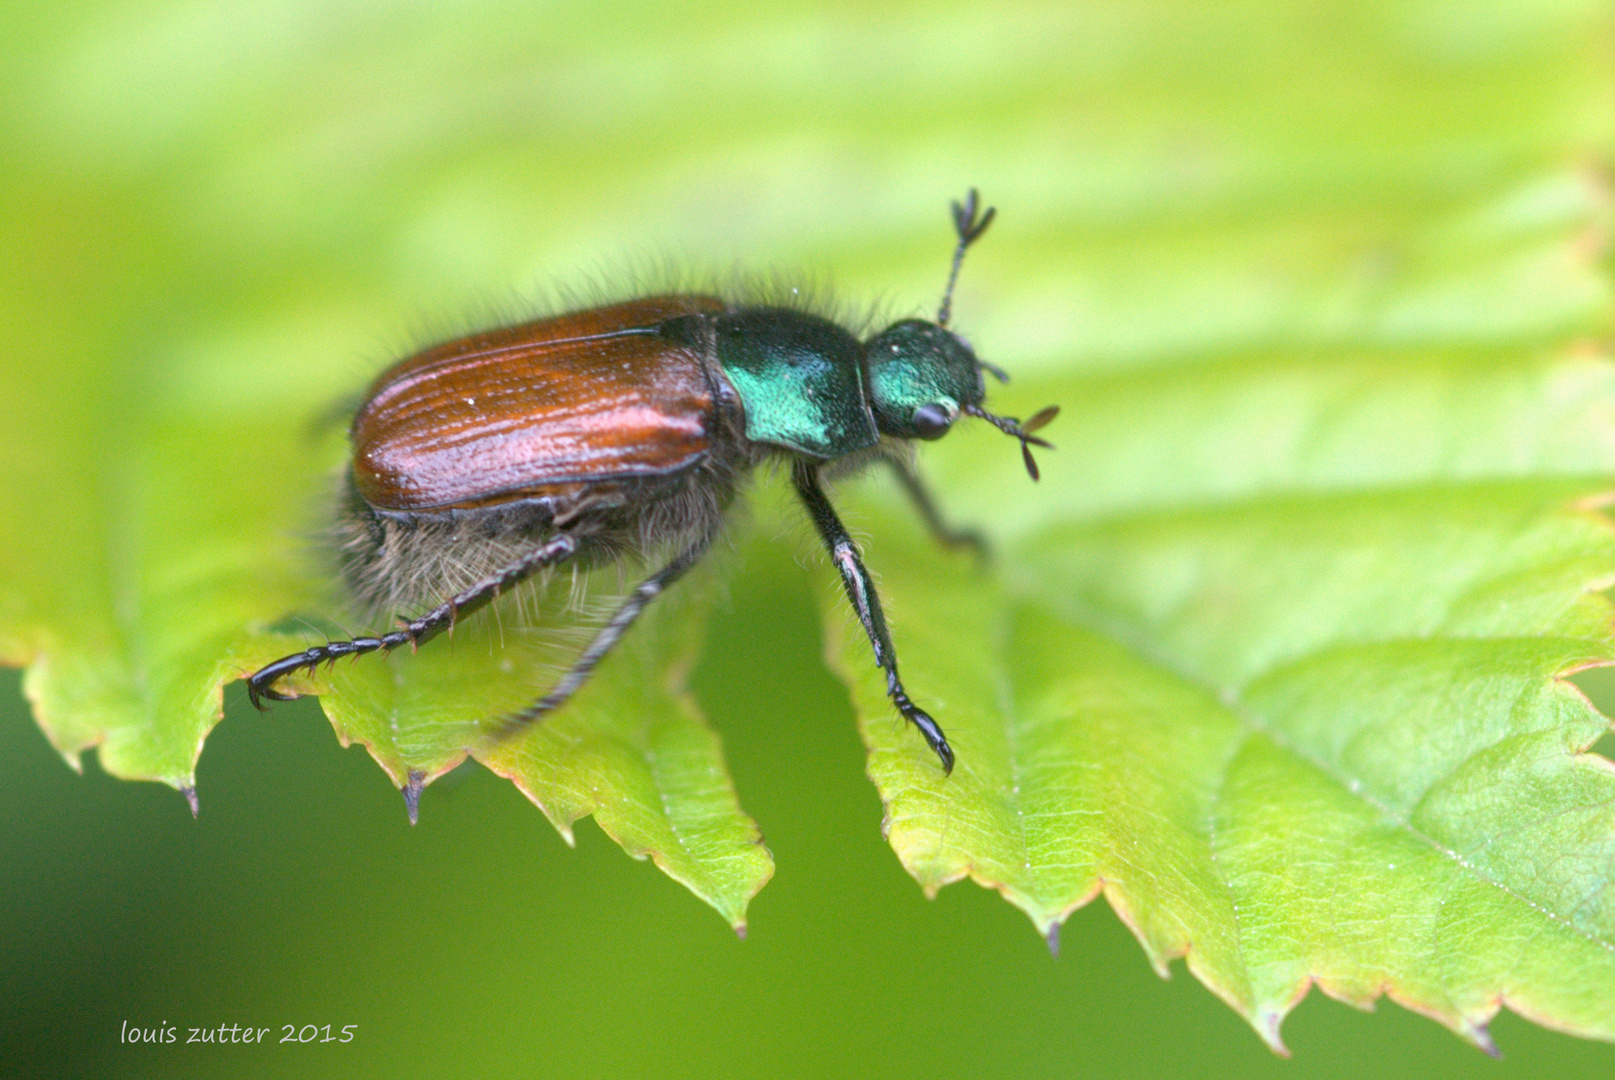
884, 455, 987, 559
793, 461, 954, 773
487, 528, 716, 742
247, 532, 580, 707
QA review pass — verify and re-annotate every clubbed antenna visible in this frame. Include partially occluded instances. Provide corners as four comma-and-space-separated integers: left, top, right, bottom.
964, 403, 1059, 480
937, 189, 996, 329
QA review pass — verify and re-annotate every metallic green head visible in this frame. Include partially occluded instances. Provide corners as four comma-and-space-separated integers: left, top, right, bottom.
863, 190, 1058, 477
869, 190, 1059, 477
862, 316, 1057, 478
863, 320, 985, 441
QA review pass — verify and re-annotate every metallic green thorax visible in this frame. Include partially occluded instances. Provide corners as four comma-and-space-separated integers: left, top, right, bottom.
709, 310, 988, 458
712, 310, 881, 459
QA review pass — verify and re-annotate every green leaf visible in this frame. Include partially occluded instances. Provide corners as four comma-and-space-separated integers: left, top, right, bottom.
813, 2, 1615, 1053
3, 0, 1614, 1048
317, 574, 773, 929
830, 476, 1615, 1049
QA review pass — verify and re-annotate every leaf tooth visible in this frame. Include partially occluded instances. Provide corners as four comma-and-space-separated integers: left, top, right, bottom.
1254, 1010, 1289, 1057
1462, 1022, 1500, 1059
180, 785, 199, 818
1045, 922, 1060, 958
403, 769, 424, 825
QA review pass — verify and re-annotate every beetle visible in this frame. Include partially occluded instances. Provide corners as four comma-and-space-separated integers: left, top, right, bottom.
247, 190, 1056, 773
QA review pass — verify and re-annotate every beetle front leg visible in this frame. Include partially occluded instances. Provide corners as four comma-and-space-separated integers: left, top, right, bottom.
247, 533, 580, 708
884, 455, 987, 559
792, 462, 954, 773
488, 529, 715, 741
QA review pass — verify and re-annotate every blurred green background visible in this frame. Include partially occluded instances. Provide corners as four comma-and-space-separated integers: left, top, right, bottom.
4, 0, 1615, 1075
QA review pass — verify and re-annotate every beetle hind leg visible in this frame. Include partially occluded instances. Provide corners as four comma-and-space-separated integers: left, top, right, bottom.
487, 530, 715, 743
246, 533, 580, 708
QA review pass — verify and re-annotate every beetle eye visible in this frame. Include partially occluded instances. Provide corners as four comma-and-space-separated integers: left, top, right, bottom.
911, 403, 954, 440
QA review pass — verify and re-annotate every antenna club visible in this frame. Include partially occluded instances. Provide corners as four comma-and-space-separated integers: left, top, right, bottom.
937, 188, 997, 329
